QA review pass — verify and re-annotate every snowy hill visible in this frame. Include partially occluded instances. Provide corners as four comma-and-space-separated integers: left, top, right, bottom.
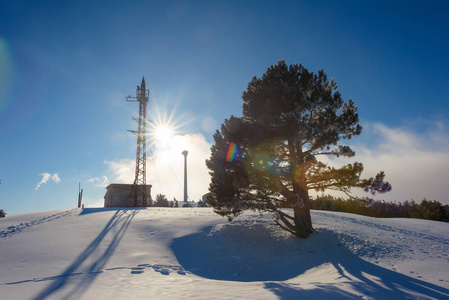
0, 208, 448, 299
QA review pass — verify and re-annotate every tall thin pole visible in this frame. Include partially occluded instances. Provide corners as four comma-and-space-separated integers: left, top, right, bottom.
182, 150, 188, 203
78, 182, 81, 208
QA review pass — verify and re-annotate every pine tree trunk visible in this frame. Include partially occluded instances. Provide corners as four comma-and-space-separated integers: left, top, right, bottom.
292, 187, 313, 238
293, 204, 313, 238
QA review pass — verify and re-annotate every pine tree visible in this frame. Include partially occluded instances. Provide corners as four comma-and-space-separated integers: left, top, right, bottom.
155, 194, 169, 207
206, 60, 391, 238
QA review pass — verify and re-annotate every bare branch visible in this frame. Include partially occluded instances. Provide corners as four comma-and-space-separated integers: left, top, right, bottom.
274, 220, 296, 235
276, 209, 295, 221
276, 211, 297, 232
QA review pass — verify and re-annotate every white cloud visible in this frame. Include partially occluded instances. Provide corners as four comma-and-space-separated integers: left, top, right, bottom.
87, 176, 110, 188
35, 173, 61, 190
321, 121, 449, 204
52, 173, 61, 183
102, 120, 449, 205
105, 133, 212, 202
104, 158, 135, 183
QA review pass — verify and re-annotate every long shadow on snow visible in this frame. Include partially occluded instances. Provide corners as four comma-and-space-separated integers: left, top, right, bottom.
32, 209, 138, 300
171, 225, 449, 299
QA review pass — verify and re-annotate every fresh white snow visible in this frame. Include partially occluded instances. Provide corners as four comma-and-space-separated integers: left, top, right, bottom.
0, 207, 448, 299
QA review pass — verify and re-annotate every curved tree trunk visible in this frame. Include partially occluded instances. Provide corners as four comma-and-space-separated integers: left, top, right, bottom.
292, 184, 313, 238
293, 202, 313, 238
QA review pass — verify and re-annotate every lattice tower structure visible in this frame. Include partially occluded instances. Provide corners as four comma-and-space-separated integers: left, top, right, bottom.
126, 77, 150, 207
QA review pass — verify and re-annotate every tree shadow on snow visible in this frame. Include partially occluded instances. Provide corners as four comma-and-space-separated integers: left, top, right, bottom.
31, 209, 138, 300
171, 224, 449, 299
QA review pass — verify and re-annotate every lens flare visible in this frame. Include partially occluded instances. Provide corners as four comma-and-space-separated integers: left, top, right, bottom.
0, 38, 15, 111
226, 142, 240, 162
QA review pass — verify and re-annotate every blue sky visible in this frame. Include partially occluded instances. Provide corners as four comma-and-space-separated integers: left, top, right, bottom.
1, 0, 449, 215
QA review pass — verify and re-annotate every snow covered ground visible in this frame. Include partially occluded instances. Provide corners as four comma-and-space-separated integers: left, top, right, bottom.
0, 207, 448, 299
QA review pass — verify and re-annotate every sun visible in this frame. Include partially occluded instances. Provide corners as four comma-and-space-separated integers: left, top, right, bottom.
154, 124, 174, 142
147, 103, 187, 147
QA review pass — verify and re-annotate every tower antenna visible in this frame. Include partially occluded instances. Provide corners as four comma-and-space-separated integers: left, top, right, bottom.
126, 77, 151, 207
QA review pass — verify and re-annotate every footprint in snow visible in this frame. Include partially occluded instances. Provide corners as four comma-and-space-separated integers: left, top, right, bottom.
155, 268, 169, 275
131, 267, 144, 274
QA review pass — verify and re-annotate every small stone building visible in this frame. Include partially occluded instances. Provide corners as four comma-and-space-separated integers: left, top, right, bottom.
104, 184, 152, 207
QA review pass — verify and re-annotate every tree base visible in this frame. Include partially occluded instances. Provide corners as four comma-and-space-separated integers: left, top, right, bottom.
293, 205, 314, 238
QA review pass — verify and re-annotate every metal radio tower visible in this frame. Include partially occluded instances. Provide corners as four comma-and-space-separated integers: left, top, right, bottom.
126, 77, 150, 207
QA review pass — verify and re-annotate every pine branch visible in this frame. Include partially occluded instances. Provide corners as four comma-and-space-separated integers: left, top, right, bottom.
268, 205, 295, 221
277, 209, 295, 221
274, 220, 297, 235
276, 210, 297, 231
274, 178, 293, 200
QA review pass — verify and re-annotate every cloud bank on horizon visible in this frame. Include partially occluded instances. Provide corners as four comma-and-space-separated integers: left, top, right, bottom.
374, 123, 447, 202
316, 120, 449, 203
91, 119, 449, 205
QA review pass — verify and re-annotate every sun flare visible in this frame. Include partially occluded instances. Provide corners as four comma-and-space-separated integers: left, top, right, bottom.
154, 124, 174, 142
148, 104, 188, 148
